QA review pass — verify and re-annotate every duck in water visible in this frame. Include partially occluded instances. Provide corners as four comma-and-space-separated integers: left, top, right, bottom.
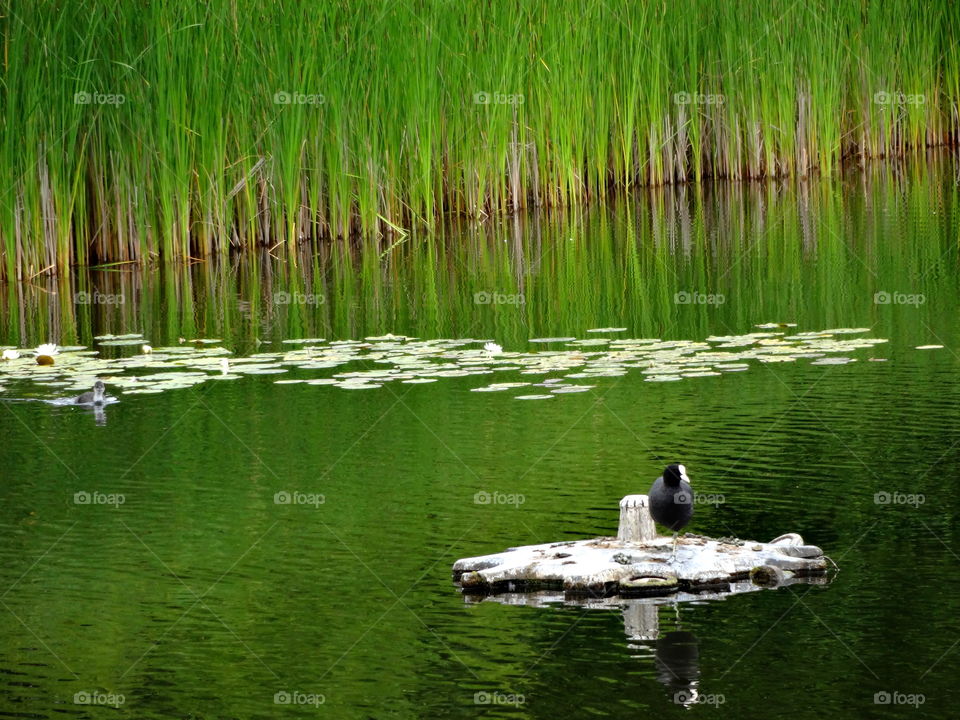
648, 463, 694, 562
74, 380, 107, 406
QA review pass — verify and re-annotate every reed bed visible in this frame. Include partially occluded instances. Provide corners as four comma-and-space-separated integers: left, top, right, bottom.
4, 153, 956, 348
1, 0, 958, 279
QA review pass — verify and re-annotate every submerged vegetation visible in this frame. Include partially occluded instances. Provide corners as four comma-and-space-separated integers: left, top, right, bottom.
1, 0, 958, 277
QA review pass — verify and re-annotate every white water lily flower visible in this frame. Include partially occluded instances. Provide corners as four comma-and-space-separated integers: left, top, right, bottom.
142, 344, 153, 354
34, 343, 59, 365
1, 349, 20, 360
484, 342, 502, 355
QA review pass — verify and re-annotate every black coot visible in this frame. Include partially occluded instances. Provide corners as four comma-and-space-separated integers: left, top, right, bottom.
648, 463, 693, 559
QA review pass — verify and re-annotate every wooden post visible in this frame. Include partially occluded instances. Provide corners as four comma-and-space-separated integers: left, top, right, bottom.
618, 495, 657, 543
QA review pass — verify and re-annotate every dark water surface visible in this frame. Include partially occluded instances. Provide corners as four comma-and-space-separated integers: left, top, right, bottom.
2, 158, 960, 718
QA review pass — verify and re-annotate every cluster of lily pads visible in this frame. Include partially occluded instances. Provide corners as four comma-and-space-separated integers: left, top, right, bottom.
0, 325, 896, 402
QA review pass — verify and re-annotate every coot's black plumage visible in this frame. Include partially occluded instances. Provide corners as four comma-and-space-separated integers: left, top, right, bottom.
649, 463, 693, 559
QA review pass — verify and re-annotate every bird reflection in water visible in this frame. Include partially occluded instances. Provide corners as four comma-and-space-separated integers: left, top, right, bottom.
654, 630, 701, 706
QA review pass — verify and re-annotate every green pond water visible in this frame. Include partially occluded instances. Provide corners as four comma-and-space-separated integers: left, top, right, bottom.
2, 156, 960, 718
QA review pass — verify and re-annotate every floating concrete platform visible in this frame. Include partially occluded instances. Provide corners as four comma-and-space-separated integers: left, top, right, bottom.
453, 495, 831, 599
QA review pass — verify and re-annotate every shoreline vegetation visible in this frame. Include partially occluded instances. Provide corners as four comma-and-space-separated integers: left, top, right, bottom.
1, 0, 958, 280
3, 157, 955, 346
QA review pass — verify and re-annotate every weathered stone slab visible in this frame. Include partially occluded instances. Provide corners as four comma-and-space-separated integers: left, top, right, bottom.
452, 495, 830, 598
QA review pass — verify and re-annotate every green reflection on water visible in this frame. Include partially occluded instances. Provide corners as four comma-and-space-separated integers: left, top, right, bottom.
1, 157, 960, 719
2, 158, 957, 350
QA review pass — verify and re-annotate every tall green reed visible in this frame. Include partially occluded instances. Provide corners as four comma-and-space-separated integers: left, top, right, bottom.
0, 0, 957, 280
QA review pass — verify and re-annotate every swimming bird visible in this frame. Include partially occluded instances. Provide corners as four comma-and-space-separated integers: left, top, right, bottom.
648, 463, 694, 561
74, 380, 107, 405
